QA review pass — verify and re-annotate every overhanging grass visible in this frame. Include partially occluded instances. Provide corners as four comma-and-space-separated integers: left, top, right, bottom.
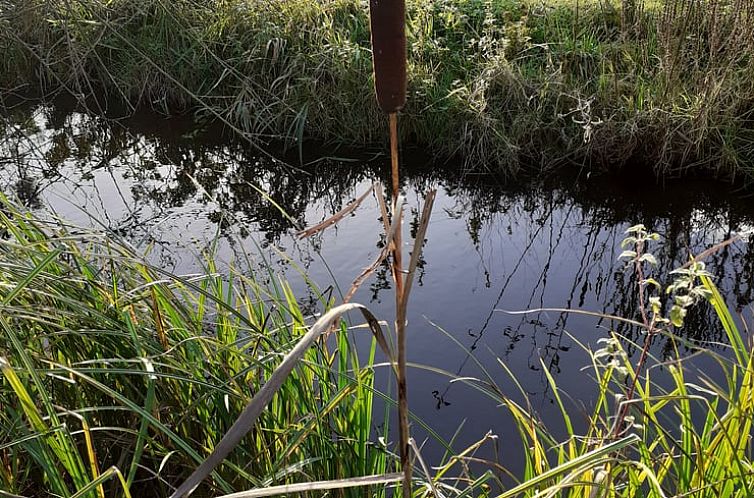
1, 0, 753, 179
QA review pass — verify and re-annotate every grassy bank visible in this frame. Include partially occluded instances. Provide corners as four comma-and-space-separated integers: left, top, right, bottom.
1, 0, 754, 179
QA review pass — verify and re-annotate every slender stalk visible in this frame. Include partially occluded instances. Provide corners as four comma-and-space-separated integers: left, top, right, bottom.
389, 111, 411, 498
389, 113, 404, 298
612, 238, 657, 438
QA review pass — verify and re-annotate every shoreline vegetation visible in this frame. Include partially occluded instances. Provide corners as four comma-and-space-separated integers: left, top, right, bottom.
2, 0, 754, 180
1, 198, 754, 497
0, 199, 394, 497
2, 0, 754, 496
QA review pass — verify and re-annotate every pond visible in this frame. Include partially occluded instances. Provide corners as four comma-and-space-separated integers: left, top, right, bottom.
2, 98, 753, 475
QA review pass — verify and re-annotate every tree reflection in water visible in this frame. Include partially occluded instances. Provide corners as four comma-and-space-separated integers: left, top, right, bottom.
2, 99, 754, 461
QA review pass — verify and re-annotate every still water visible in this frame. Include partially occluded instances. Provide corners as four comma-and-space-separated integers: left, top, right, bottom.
2, 99, 753, 472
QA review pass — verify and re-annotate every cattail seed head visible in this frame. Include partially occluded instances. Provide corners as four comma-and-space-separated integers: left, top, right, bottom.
369, 0, 407, 113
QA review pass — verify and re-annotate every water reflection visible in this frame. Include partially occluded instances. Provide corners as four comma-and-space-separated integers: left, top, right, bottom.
2, 99, 754, 467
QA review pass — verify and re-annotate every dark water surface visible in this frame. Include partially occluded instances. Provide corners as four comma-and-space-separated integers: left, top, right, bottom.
2, 100, 754, 475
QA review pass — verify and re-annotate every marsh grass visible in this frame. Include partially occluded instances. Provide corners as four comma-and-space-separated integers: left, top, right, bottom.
2, 0, 754, 178
451, 232, 754, 497
416, 280, 754, 498
0, 191, 754, 497
0, 197, 393, 496
511, 275, 754, 498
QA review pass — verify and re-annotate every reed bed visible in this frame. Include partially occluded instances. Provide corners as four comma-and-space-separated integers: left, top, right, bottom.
0, 194, 753, 497
0, 198, 392, 496
1, 0, 754, 179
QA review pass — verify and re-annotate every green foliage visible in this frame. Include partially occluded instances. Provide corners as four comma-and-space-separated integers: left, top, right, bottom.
440, 228, 754, 497
1, 0, 754, 177
620, 224, 716, 330
0, 198, 390, 496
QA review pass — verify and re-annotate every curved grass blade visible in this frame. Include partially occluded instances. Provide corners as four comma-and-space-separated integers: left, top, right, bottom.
297, 185, 374, 239
495, 434, 640, 498
216, 472, 402, 498
170, 303, 394, 498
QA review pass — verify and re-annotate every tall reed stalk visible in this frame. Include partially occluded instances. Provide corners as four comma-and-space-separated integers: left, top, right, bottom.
369, 2, 413, 495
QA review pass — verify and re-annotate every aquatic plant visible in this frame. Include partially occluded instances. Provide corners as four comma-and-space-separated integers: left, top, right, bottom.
440, 226, 754, 497
0, 197, 393, 496
1, 183, 754, 497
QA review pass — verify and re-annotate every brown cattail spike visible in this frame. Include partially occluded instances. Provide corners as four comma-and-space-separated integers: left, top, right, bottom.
369, 0, 407, 113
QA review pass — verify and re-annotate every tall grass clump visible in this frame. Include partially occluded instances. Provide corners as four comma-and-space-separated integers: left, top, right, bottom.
437, 226, 754, 497
2, 0, 754, 178
0, 197, 392, 497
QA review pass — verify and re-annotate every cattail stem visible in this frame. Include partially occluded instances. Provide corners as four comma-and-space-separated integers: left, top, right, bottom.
389, 111, 411, 498
389, 113, 404, 297
389, 113, 401, 207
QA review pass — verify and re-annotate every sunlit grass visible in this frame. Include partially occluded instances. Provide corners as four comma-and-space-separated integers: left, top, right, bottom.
0, 197, 391, 496
0, 193, 753, 496
2, 0, 753, 178
443, 229, 754, 498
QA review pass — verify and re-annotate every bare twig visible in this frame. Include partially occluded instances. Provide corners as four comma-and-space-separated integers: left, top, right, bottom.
344, 195, 405, 303
677, 235, 742, 270
375, 182, 391, 235
401, 189, 436, 311
297, 185, 374, 239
